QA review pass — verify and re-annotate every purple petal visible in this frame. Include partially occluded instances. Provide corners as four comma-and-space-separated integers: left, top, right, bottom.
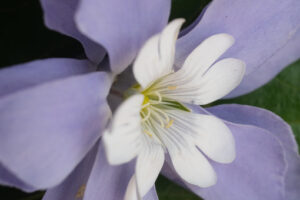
207, 104, 298, 153
0, 58, 95, 97
75, 0, 171, 73
40, 0, 106, 63
43, 143, 98, 200
227, 33, 300, 98
207, 104, 300, 200
176, 0, 300, 97
0, 72, 112, 189
83, 144, 158, 200
285, 152, 300, 200
162, 105, 286, 200
0, 164, 36, 192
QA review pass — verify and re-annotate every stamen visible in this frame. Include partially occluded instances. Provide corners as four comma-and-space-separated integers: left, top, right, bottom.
155, 91, 162, 102
151, 106, 170, 122
165, 119, 174, 128
141, 108, 151, 122
151, 109, 166, 128
145, 91, 162, 105
141, 102, 150, 109
144, 130, 153, 137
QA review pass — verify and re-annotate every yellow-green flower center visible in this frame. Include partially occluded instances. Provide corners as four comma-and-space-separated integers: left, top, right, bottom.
125, 83, 191, 138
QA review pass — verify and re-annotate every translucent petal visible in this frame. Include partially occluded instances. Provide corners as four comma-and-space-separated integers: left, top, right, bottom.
124, 175, 139, 200
158, 58, 245, 105
133, 19, 185, 88
180, 34, 234, 77
136, 144, 164, 197
169, 144, 217, 187
103, 95, 144, 165
193, 114, 235, 163
165, 110, 235, 163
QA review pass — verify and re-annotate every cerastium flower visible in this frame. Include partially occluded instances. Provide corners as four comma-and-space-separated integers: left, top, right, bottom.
1, 0, 299, 199
103, 19, 245, 200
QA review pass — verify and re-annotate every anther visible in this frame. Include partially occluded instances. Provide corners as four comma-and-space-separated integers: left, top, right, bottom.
167, 86, 177, 90
144, 130, 153, 137
75, 184, 86, 199
165, 119, 174, 128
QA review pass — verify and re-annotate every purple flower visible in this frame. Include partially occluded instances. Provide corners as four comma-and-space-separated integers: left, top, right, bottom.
0, 0, 299, 200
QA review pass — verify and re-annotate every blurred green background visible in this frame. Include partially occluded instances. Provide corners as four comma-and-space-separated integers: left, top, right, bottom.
0, 0, 299, 200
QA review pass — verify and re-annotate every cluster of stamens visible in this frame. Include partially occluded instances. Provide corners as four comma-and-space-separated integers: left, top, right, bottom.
127, 80, 190, 139
139, 85, 183, 139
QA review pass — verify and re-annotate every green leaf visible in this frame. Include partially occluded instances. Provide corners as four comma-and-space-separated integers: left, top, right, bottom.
216, 59, 300, 147
156, 176, 203, 200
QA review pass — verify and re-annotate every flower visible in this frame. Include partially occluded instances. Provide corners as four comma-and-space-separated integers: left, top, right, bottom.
103, 19, 245, 199
0, 0, 299, 200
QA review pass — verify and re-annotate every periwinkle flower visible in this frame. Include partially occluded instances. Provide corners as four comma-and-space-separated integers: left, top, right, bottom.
0, 0, 299, 200
103, 19, 245, 199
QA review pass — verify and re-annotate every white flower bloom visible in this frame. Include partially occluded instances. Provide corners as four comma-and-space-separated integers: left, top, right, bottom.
103, 19, 246, 200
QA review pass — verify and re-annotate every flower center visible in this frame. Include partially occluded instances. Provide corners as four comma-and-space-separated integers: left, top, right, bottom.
128, 83, 190, 140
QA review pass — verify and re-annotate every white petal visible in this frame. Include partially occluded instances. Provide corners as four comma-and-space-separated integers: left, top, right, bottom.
103, 131, 140, 165
103, 94, 144, 165
194, 58, 245, 104
124, 175, 139, 200
159, 19, 185, 69
111, 94, 144, 129
136, 144, 164, 197
169, 144, 217, 187
179, 33, 235, 78
133, 19, 185, 89
194, 114, 235, 163
163, 110, 235, 163
159, 58, 245, 105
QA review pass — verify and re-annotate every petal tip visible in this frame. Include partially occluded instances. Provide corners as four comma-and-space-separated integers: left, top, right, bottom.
194, 170, 217, 188
171, 18, 186, 27
218, 33, 235, 46
218, 147, 236, 164
102, 133, 117, 165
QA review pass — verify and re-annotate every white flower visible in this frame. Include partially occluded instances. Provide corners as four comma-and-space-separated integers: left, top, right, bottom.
103, 19, 245, 200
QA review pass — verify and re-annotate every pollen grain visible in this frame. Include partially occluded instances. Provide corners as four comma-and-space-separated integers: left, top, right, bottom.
165, 119, 174, 128
144, 130, 153, 137
75, 184, 86, 199
167, 86, 177, 90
